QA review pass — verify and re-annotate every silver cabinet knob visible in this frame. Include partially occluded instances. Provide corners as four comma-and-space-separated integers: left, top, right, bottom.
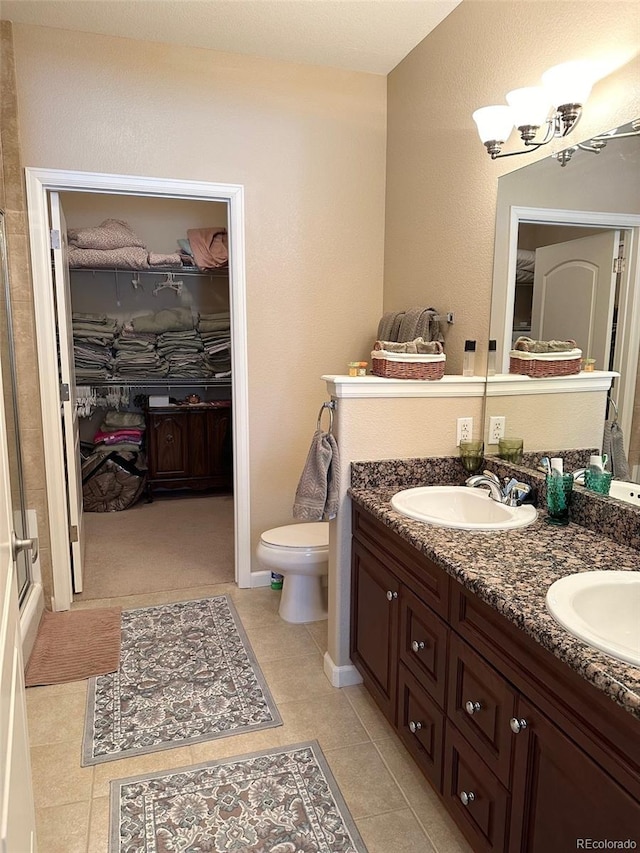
459, 791, 475, 806
465, 700, 482, 715
386, 590, 398, 601
510, 717, 528, 734
411, 640, 425, 653
408, 720, 422, 734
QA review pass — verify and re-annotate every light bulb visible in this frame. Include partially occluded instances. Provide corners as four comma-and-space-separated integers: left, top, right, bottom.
541, 60, 594, 107
506, 86, 552, 130
472, 105, 514, 144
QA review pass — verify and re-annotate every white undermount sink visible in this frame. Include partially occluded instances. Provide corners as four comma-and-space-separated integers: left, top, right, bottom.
608, 480, 640, 507
546, 571, 640, 666
390, 485, 537, 531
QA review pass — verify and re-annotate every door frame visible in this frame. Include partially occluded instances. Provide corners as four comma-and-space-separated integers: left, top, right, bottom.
491, 205, 640, 452
25, 168, 252, 609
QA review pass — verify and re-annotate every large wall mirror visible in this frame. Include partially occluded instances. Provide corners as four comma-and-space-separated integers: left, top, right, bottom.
487, 118, 640, 485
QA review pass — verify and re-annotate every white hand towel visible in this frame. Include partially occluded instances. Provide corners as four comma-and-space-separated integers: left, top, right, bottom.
293, 429, 341, 521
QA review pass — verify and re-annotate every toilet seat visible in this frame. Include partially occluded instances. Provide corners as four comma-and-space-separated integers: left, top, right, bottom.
260, 522, 328, 550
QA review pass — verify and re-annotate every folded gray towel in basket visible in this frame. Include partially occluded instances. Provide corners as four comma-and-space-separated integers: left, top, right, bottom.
293, 429, 341, 521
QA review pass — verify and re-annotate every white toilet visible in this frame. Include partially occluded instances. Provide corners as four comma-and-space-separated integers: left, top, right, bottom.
256, 522, 329, 623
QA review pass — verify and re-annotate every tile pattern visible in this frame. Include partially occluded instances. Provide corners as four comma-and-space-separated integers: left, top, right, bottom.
349, 461, 640, 718
83, 596, 281, 765
29, 584, 472, 853
111, 741, 367, 853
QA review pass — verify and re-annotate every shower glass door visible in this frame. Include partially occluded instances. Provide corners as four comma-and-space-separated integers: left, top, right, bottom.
0, 211, 30, 604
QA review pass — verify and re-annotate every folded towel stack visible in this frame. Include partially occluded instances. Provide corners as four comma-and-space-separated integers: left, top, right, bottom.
376, 306, 444, 345
513, 336, 577, 353
374, 338, 443, 355
72, 313, 118, 381
199, 312, 231, 377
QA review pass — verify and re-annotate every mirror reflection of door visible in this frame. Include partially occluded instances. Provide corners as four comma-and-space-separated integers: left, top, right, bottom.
0, 211, 31, 605
514, 224, 627, 372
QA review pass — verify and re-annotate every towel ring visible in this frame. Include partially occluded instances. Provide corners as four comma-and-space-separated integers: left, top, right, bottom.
607, 395, 619, 423
317, 400, 336, 434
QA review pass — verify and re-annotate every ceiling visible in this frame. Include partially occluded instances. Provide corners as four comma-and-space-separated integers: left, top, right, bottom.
0, 0, 461, 75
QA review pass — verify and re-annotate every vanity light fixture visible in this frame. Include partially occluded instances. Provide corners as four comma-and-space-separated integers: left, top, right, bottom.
472, 60, 595, 160
553, 118, 640, 166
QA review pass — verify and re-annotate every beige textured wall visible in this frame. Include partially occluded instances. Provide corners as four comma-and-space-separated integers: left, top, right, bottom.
0, 21, 52, 601
385, 1, 640, 376
484, 391, 607, 454
10, 23, 387, 580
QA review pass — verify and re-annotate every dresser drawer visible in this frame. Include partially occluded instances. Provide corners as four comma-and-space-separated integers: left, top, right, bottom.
397, 663, 445, 792
443, 721, 509, 853
447, 633, 516, 787
399, 585, 449, 708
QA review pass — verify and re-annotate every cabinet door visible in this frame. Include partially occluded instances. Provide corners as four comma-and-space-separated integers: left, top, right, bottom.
350, 539, 400, 723
444, 721, 510, 853
509, 696, 640, 853
188, 411, 208, 477
148, 412, 189, 478
206, 408, 232, 477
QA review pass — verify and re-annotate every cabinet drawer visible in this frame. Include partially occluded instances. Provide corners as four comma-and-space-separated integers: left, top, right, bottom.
447, 633, 515, 787
397, 663, 445, 792
399, 585, 449, 708
352, 505, 449, 617
443, 721, 509, 853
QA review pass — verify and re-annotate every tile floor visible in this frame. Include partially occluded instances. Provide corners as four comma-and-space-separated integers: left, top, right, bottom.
27, 583, 473, 853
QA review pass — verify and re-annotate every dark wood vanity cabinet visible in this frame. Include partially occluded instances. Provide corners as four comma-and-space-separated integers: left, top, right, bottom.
146, 405, 232, 498
350, 504, 640, 853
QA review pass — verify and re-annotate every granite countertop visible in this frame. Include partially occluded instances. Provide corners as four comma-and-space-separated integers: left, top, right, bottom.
348, 461, 640, 720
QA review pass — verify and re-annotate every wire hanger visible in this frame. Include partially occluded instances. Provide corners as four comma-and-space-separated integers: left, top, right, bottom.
153, 271, 184, 296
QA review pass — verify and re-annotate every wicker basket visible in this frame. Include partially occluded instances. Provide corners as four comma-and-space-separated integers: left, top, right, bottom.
509, 347, 582, 378
371, 349, 446, 380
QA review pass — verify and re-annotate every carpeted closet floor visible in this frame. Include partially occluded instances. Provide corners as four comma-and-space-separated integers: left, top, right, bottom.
76, 494, 235, 600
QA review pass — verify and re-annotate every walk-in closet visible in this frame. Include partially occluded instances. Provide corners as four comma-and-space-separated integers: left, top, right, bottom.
56, 191, 235, 601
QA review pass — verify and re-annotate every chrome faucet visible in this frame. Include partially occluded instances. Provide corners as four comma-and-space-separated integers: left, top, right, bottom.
466, 471, 532, 506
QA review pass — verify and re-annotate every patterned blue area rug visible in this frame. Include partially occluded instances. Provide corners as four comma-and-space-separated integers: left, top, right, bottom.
83, 596, 282, 765
110, 741, 368, 853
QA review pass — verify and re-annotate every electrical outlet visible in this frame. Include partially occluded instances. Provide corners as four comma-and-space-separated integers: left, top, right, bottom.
456, 417, 473, 446
489, 416, 506, 443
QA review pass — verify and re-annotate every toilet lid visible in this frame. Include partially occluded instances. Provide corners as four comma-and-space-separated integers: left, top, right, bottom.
261, 522, 329, 549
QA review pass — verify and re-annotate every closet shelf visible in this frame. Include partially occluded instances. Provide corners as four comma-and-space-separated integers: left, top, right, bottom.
68, 266, 229, 278
78, 378, 232, 388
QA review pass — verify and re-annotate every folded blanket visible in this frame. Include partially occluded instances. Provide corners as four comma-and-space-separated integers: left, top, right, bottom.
102, 411, 145, 429
132, 307, 194, 334
293, 429, 340, 521
68, 246, 150, 269
148, 252, 182, 267
68, 219, 146, 250
514, 336, 577, 353
187, 227, 228, 270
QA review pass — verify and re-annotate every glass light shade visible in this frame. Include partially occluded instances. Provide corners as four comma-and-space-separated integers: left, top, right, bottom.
506, 86, 551, 129
472, 105, 514, 144
541, 61, 594, 106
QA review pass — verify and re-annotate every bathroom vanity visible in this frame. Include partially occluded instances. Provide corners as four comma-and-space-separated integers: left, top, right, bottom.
349, 466, 640, 853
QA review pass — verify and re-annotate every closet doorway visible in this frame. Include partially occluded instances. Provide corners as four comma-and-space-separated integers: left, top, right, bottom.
25, 169, 251, 610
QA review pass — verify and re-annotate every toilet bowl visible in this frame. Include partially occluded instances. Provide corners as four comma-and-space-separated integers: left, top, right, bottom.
257, 522, 329, 623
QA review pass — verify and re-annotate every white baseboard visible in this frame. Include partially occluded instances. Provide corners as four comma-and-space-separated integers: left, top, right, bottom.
20, 583, 44, 665
323, 651, 363, 688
